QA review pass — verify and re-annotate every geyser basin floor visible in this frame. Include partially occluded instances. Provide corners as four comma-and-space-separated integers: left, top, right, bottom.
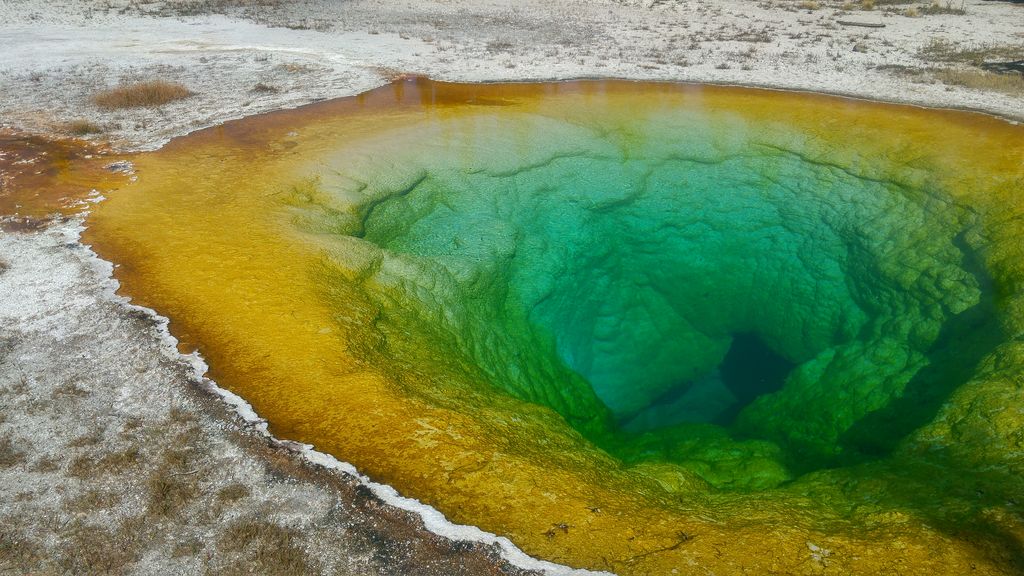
86, 80, 1024, 575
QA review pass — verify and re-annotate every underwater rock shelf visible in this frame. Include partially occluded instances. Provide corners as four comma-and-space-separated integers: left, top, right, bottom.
87, 79, 1024, 575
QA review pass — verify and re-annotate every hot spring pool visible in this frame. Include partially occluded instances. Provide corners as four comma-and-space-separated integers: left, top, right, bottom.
87, 79, 1024, 574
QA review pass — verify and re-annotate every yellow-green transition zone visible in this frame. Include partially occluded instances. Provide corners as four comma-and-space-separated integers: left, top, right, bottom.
87, 80, 1024, 574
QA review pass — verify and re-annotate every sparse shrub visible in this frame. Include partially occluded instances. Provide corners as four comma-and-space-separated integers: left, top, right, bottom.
93, 80, 192, 109
861, 0, 876, 10
798, 1, 821, 9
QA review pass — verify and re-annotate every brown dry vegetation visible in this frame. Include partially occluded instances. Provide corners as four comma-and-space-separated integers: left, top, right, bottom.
918, 39, 1024, 66
919, 2, 966, 15
252, 82, 280, 93
906, 40, 1024, 96
217, 519, 312, 576
66, 119, 103, 135
92, 80, 192, 109
0, 436, 25, 468
52, 380, 90, 398
64, 489, 122, 514
934, 68, 1024, 95
0, 528, 42, 572
57, 522, 141, 574
146, 463, 201, 517
217, 482, 251, 503
68, 447, 140, 478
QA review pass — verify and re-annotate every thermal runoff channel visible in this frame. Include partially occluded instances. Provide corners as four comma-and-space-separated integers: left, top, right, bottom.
87, 80, 1024, 575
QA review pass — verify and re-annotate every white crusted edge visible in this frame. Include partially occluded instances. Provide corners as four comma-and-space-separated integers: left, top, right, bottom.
61, 213, 612, 576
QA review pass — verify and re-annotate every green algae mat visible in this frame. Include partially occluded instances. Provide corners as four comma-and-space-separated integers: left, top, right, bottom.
86, 79, 1024, 574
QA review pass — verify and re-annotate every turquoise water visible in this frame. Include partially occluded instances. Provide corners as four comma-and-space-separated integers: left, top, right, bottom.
316, 117, 991, 488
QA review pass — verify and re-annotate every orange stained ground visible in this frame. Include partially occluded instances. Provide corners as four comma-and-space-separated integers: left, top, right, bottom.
0, 129, 125, 222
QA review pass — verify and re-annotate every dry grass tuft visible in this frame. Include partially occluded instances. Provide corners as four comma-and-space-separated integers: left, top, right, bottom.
64, 489, 121, 514
68, 447, 140, 478
217, 519, 311, 576
0, 528, 42, 572
146, 464, 200, 517
0, 437, 26, 469
217, 482, 251, 503
252, 82, 280, 93
919, 39, 1024, 66
65, 119, 103, 135
68, 430, 103, 448
920, 0, 966, 15
277, 62, 314, 74
93, 80, 192, 109
933, 68, 1024, 95
58, 523, 138, 574
171, 537, 203, 558
52, 380, 90, 398
32, 456, 59, 473
168, 405, 195, 424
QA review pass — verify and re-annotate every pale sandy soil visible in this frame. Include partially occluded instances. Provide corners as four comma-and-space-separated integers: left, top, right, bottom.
0, 0, 1022, 574
0, 0, 1021, 150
